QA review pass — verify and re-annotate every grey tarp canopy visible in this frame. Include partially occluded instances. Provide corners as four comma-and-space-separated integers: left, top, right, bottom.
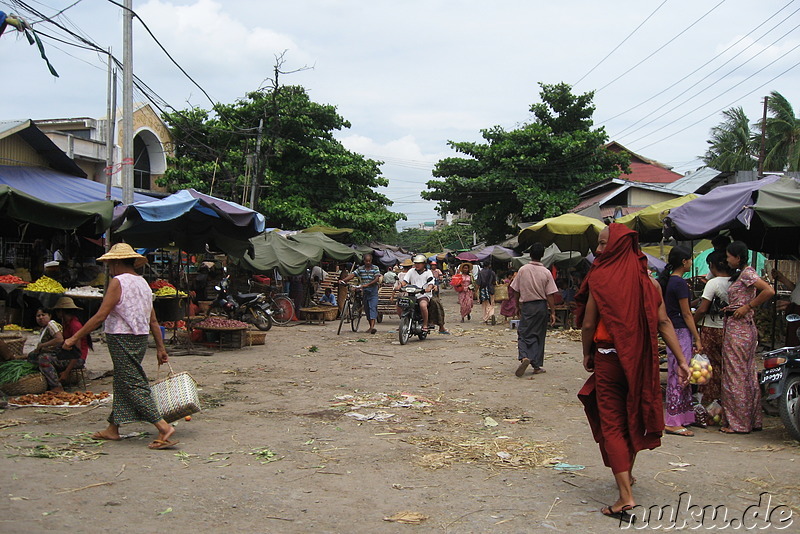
236, 232, 323, 276
474, 245, 520, 262
288, 232, 362, 262
739, 176, 800, 255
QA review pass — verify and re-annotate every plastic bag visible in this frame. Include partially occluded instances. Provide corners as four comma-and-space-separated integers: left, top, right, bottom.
706, 399, 723, 425
689, 353, 713, 385
451, 274, 464, 292
692, 393, 708, 427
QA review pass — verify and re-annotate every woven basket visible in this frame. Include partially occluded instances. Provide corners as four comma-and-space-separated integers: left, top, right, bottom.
494, 284, 509, 302
321, 307, 338, 321
0, 333, 26, 360
1, 373, 47, 395
151, 363, 201, 423
247, 331, 267, 346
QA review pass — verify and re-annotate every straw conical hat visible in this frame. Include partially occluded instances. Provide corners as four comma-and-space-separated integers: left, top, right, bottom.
97, 243, 148, 268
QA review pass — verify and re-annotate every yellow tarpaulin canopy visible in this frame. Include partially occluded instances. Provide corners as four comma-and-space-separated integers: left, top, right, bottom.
615, 194, 698, 241
518, 213, 606, 254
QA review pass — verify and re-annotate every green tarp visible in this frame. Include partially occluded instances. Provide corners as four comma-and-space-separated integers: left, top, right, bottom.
288, 232, 362, 262
751, 176, 800, 228
237, 232, 323, 276
0, 185, 113, 234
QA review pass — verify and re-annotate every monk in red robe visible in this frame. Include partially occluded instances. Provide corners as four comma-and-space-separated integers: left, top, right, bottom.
576, 224, 690, 522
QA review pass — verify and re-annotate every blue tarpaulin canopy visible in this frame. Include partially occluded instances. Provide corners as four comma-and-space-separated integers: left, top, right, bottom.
0, 165, 155, 204
112, 189, 266, 254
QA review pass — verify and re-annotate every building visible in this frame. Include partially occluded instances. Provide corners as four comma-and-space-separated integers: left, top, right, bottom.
33, 103, 171, 194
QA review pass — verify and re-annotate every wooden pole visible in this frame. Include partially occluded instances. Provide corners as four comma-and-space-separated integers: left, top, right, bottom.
758, 95, 769, 177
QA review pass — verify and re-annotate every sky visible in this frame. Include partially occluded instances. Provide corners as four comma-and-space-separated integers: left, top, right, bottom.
3, 0, 800, 231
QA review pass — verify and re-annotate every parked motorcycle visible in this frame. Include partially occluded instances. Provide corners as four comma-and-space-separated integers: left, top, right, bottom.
759, 344, 800, 442
208, 273, 272, 331
397, 285, 428, 345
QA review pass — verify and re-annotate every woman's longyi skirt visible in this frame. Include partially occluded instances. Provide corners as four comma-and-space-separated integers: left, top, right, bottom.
107, 333, 162, 425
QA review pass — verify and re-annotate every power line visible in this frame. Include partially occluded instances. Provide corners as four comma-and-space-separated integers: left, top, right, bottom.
595, 0, 727, 93
573, 0, 669, 87
598, 0, 799, 127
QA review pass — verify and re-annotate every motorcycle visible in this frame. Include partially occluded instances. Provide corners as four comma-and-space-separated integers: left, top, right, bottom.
208, 273, 272, 331
759, 344, 800, 442
397, 285, 428, 345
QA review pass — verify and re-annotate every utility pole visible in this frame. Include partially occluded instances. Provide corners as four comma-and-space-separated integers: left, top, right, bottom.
249, 118, 264, 209
122, 0, 134, 204
758, 95, 769, 178
105, 47, 116, 204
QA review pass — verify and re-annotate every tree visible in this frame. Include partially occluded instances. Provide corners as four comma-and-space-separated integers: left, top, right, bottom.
160, 83, 405, 242
422, 83, 629, 243
763, 91, 800, 172
701, 107, 758, 172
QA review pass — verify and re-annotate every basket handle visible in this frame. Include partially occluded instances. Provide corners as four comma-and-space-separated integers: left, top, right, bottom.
157, 360, 177, 379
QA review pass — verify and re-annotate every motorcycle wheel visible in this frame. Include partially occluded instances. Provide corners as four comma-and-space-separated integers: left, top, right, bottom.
399, 315, 411, 345
271, 296, 295, 325
337, 298, 351, 336
251, 308, 272, 331
778, 374, 800, 442
350, 300, 363, 332
418, 329, 428, 341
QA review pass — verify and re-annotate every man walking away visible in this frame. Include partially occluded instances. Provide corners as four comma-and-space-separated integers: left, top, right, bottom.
511, 243, 558, 377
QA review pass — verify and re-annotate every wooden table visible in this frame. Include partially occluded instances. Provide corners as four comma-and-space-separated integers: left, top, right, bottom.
299, 306, 336, 325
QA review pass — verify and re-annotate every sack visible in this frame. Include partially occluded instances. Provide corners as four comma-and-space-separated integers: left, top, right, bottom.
151, 362, 201, 423
688, 354, 713, 385
494, 283, 509, 302
451, 274, 464, 292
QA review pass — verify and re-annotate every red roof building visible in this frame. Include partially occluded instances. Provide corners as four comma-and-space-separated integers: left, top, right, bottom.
606, 141, 682, 184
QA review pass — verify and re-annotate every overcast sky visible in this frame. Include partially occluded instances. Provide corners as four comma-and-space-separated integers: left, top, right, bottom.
3, 0, 799, 230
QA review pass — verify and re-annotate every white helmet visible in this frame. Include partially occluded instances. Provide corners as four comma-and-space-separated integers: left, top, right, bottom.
412, 254, 427, 264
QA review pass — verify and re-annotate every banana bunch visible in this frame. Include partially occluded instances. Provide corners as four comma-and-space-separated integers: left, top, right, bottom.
153, 286, 188, 298
26, 276, 66, 293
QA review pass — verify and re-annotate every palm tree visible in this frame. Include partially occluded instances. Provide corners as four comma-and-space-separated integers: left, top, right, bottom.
701, 107, 757, 172
762, 91, 800, 172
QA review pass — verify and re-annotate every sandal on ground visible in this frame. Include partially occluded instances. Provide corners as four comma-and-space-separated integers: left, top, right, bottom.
719, 427, 750, 434
148, 439, 179, 450
438, 330, 451, 335
91, 431, 121, 441
515, 358, 530, 377
601, 505, 636, 524
369, 328, 377, 334
532, 367, 546, 374
665, 427, 694, 437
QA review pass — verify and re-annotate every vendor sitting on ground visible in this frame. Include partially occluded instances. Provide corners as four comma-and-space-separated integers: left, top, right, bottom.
27, 307, 64, 363
44, 297, 91, 392
319, 287, 337, 306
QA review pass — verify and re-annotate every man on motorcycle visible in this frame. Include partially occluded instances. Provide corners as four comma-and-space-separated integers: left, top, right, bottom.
401, 255, 436, 333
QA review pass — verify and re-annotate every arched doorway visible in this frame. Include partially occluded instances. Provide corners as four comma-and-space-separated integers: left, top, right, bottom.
133, 128, 167, 190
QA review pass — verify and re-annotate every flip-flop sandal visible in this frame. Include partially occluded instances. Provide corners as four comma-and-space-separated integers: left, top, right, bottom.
601, 505, 636, 524
532, 368, 546, 374
148, 439, 179, 450
719, 427, 750, 434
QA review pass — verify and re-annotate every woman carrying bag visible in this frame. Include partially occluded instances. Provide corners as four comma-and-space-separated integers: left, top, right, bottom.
63, 243, 178, 450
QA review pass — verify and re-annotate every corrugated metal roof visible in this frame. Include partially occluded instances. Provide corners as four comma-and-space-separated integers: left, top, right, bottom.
663, 167, 723, 194
0, 120, 86, 177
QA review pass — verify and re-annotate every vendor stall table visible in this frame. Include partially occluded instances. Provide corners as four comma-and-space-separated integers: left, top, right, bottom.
299, 306, 337, 325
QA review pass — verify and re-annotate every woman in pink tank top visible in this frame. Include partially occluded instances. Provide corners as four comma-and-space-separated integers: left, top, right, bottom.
63, 243, 178, 450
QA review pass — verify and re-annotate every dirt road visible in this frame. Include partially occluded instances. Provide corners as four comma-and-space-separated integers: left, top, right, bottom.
1, 289, 798, 533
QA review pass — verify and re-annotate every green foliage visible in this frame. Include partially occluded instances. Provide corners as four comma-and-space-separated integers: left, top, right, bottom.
701, 107, 758, 172
422, 83, 628, 243
159, 85, 405, 241
702, 91, 800, 172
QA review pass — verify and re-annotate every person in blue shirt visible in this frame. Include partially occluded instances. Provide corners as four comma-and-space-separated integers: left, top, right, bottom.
320, 287, 337, 306
341, 253, 382, 334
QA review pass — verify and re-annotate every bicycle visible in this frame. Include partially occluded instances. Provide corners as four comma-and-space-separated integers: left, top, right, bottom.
337, 284, 364, 335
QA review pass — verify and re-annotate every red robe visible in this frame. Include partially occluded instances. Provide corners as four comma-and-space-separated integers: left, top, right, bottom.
575, 224, 664, 473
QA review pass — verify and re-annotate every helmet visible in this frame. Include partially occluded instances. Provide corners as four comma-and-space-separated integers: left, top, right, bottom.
412, 254, 427, 264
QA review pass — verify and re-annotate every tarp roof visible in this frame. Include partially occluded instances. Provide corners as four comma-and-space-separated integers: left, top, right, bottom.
237, 232, 323, 276
0, 184, 113, 234
0, 165, 154, 204
288, 232, 362, 262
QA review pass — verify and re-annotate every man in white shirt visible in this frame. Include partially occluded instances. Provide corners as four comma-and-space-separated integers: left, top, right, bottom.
401, 255, 436, 332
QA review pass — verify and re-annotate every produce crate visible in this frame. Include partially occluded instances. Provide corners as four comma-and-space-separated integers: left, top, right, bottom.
0, 333, 26, 360
200, 327, 247, 350
247, 330, 267, 346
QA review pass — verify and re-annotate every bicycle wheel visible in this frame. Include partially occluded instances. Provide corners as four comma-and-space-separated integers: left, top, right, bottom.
337, 298, 351, 335
399, 314, 411, 345
350, 299, 363, 332
271, 296, 295, 325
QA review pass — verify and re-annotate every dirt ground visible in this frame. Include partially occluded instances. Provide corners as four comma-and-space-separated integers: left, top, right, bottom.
1, 289, 799, 533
